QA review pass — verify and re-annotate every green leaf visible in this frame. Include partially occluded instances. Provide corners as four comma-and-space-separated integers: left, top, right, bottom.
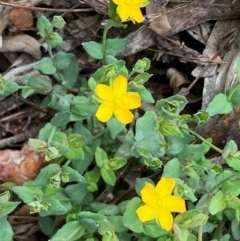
82, 41, 103, 59
28, 76, 52, 94
166, 129, 194, 156
193, 111, 209, 124
37, 15, 52, 38
12, 186, 44, 203
177, 144, 205, 162
206, 93, 233, 116
51, 221, 84, 241
133, 73, 153, 85
46, 32, 63, 47
155, 95, 188, 116
78, 211, 106, 222
0, 217, 13, 241
34, 57, 56, 75
226, 196, 240, 210
98, 205, 119, 216
62, 166, 86, 182
95, 147, 108, 168
38, 123, 56, 142
63, 134, 86, 160
40, 192, 72, 216
222, 180, 240, 196
133, 58, 151, 73
227, 82, 240, 106
107, 117, 125, 139
209, 190, 226, 215
108, 0, 118, 19
226, 154, 240, 171
138, 85, 155, 103
173, 225, 189, 241
34, 163, 61, 186
70, 96, 97, 118
175, 210, 208, 228
52, 16, 65, 29
122, 197, 144, 233
109, 157, 127, 170
51, 112, 70, 129
158, 119, 184, 138
21, 86, 35, 98
61, 55, 79, 88
0, 201, 19, 217
54, 52, 72, 70
64, 183, 88, 205
105, 38, 129, 57
38, 216, 55, 236
133, 112, 166, 158
108, 216, 128, 232
28, 138, 47, 152
84, 167, 101, 183
100, 167, 116, 186
162, 158, 181, 178
4, 80, 18, 95
51, 131, 69, 154
222, 140, 238, 159
231, 218, 240, 240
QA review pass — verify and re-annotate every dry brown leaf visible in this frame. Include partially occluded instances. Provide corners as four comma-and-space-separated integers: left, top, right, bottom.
9, 9, 33, 29
0, 34, 41, 59
0, 144, 47, 185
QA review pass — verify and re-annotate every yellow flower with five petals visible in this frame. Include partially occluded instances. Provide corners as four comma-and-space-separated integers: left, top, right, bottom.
95, 75, 141, 124
136, 177, 186, 231
113, 0, 148, 23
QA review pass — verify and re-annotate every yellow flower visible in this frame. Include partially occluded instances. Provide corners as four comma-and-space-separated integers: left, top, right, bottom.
95, 75, 141, 124
113, 0, 148, 23
136, 177, 186, 231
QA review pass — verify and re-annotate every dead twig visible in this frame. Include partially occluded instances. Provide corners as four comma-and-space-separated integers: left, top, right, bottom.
0, 1, 94, 12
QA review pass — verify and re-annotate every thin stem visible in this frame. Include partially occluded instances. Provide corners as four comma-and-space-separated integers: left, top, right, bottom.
63, 159, 72, 167
101, 22, 112, 65
198, 225, 203, 241
48, 46, 64, 83
186, 128, 223, 154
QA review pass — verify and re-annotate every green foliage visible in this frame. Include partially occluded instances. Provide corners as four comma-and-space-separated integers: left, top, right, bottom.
3, 12, 240, 241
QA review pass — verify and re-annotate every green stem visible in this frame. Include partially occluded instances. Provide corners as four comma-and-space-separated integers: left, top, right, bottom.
63, 159, 72, 167
48, 45, 64, 83
101, 21, 112, 65
186, 128, 223, 154
198, 225, 203, 241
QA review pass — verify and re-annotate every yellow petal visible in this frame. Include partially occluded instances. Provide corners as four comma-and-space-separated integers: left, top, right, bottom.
141, 183, 157, 205
95, 84, 113, 101
130, 6, 144, 23
113, 75, 127, 98
156, 177, 176, 198
158, 208, 173, 231
96, 102, 114, 122
121, 92, 141, 109
166, 196, 186, 213
114, 107, 133, 124
113, 0, 125, 5
117, 6, 130, 22
136, 204, 158, 222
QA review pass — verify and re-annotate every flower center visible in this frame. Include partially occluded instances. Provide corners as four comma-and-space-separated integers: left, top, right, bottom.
156, 199, 165, 208
113, 97, 121, 105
